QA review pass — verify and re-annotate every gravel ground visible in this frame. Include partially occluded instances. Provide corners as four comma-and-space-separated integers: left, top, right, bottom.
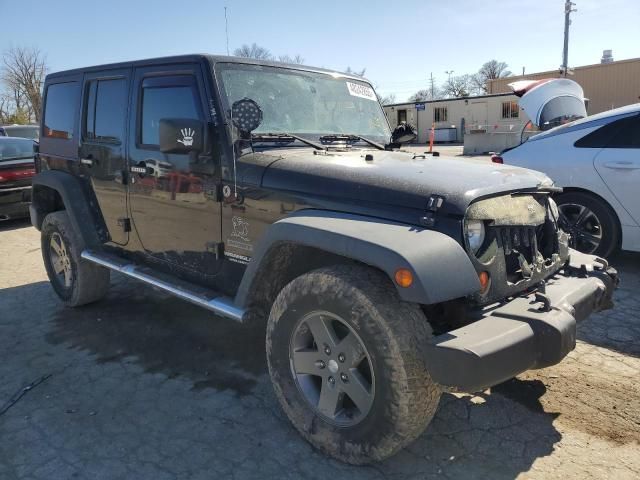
1, 219, 639, 479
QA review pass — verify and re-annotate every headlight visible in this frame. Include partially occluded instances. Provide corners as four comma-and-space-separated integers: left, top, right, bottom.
466, 220, 486, 254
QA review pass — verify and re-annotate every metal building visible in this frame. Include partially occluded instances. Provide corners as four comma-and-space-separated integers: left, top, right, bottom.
488, 56, 640, 115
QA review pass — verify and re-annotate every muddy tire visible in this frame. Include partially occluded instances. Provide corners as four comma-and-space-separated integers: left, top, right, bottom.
555, 191, 620, 258
41, 211, 110, 307
266, 265, 441, 464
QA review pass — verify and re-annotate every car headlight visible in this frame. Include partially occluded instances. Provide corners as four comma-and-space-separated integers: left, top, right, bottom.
466, 220, 486, 254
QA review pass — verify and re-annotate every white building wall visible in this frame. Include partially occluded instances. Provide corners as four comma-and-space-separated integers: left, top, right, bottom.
383, 94, 534, 153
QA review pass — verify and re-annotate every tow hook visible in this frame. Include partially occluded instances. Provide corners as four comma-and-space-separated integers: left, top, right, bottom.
534, 280, 552, 312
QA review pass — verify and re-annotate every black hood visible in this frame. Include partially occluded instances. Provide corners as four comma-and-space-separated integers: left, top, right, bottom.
251, 148, 551, 216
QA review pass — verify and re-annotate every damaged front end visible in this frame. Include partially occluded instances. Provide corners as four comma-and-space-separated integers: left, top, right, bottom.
465, 192, 569, 305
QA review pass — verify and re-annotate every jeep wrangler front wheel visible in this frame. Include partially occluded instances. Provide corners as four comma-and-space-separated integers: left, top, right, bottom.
266, 265, 441, 464
41, 211, 110, 307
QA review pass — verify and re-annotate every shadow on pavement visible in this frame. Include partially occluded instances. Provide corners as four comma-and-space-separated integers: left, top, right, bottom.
0, 217, 32, 232
1, 276, 564, 478
45, 276, 267, 396
577, 251, 640, 358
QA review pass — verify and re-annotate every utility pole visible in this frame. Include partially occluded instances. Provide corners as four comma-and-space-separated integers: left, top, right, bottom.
429, 72, 436, 99
561, 0, 577, 77
224, 6, 230, 56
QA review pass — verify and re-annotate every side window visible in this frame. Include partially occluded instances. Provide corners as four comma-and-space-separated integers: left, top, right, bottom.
575, 115, 639, 148
43, 82, 78, 139
140, 80, 201, 146
608, 115, 640, 148
84, 78, 128, 142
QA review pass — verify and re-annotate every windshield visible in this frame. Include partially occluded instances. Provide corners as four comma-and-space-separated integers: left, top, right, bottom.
539, 96, 586, 131
215, 63, 391, 144
0, 138, 35, 161
3, 125, 39, 140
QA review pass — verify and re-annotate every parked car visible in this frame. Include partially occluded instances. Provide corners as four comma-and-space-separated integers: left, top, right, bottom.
29, 55, 617, 464
500, 103, 640, 257
0, 137, 36, 221
0, 124, 40, 141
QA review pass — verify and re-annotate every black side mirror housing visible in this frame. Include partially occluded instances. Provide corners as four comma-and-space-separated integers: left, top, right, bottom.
159, 118, 204, 154
391, 123, 417, 145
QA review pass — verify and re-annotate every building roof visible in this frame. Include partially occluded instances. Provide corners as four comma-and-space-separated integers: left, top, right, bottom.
383, 92, 515, 108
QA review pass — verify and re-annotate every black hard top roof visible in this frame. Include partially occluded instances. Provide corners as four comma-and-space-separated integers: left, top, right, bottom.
46, 54, 369, 83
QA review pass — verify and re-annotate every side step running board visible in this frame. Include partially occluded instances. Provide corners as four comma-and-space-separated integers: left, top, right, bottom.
81, 250, 245, 322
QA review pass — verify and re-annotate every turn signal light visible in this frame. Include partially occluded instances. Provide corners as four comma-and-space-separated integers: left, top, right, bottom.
491, 154, 503, 164
394, 268, 414, 288
478, 271, 490, 293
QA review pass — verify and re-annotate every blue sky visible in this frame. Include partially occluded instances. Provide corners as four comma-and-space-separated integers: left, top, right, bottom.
1, 0, 638, 101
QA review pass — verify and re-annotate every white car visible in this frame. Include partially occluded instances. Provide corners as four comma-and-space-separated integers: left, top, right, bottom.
501, 103, 640, 257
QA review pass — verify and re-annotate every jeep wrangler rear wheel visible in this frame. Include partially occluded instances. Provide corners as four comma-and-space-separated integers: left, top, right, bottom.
266, 265, 441, 464
41, 211, 110, 307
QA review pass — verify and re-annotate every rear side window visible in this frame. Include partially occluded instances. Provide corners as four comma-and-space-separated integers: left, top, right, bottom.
140, 81, 200, 146
575, 115, 640, 148
84, 78, 128, 142
43, 82, 78, 139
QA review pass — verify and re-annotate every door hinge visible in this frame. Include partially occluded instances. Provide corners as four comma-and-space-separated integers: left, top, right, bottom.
117, 218, 132, 232
206, 241, 225, 260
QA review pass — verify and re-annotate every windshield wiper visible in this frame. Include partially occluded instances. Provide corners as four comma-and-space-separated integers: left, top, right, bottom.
251, 133, 326, 151
319, 134, 385, 150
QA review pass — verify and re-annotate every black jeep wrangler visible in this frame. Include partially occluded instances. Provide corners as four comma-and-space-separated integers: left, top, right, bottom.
31, 55, 617, 464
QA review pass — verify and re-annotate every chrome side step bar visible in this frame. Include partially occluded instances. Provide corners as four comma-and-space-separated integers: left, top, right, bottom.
81, 250, 245, 322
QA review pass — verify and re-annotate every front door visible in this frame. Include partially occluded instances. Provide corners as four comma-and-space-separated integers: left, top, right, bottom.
127, 63, 223, 276
79, 68, 131, 245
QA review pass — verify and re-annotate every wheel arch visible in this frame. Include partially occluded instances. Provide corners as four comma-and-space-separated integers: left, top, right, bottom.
30, 170, 107, 248
556, 187, 623, 247
234, 210, 481, 315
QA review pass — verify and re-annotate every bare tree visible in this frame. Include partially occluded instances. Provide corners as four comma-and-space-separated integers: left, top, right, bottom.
233, 43, 273, 60
442, 74, 472, 98
377, 92, 396, 105
408, 88, 441, 102
472, 60, 512, 94
278, 54, 305, 64
345, 66, 366, 77
1, 46, 47, 122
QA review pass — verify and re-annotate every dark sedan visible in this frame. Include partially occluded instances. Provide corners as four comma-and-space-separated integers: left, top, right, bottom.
0, 137, 36, 221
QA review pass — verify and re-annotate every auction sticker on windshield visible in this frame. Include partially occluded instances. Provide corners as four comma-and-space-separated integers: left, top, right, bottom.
346, 81, 376, 101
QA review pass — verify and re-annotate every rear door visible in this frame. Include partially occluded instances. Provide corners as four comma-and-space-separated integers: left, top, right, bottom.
79, 68, 131, 245
127, 62, 223, 276
593, 114, 640, 224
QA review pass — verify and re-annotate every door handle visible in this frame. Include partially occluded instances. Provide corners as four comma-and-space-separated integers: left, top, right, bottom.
603, 161, 640, 170
80, 155, 93, 166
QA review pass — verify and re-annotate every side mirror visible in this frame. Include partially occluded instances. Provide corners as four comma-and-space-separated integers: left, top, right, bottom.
391, 123, 417, 144
159, 118, 204, 154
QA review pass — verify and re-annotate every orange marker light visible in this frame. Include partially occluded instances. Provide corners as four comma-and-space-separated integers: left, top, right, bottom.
478, 271, 490, 293
395, 268, 414, 288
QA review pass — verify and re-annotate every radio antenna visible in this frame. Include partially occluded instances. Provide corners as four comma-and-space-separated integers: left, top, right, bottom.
224, 6, 230, 56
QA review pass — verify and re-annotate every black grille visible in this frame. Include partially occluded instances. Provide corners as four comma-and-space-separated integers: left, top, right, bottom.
494, 221, 559, 283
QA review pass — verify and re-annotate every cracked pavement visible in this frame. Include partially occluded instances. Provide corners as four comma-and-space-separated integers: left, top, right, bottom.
1, 219, 639, 479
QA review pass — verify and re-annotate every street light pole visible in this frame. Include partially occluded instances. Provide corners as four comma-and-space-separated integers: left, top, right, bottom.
561, 0, 577, 77
445, 70, 454, 82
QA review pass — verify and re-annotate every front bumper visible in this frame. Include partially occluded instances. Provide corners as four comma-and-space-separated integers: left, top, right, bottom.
424, 250, 618, 392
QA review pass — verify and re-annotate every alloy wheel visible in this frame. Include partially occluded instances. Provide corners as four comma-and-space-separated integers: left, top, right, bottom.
557, 203, 603, 254
289, 311, 375, 427
49, 232, 73, 288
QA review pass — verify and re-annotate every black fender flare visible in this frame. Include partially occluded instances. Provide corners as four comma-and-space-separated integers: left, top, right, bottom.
234, 210, 480, 307
30, 170, 105, 248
